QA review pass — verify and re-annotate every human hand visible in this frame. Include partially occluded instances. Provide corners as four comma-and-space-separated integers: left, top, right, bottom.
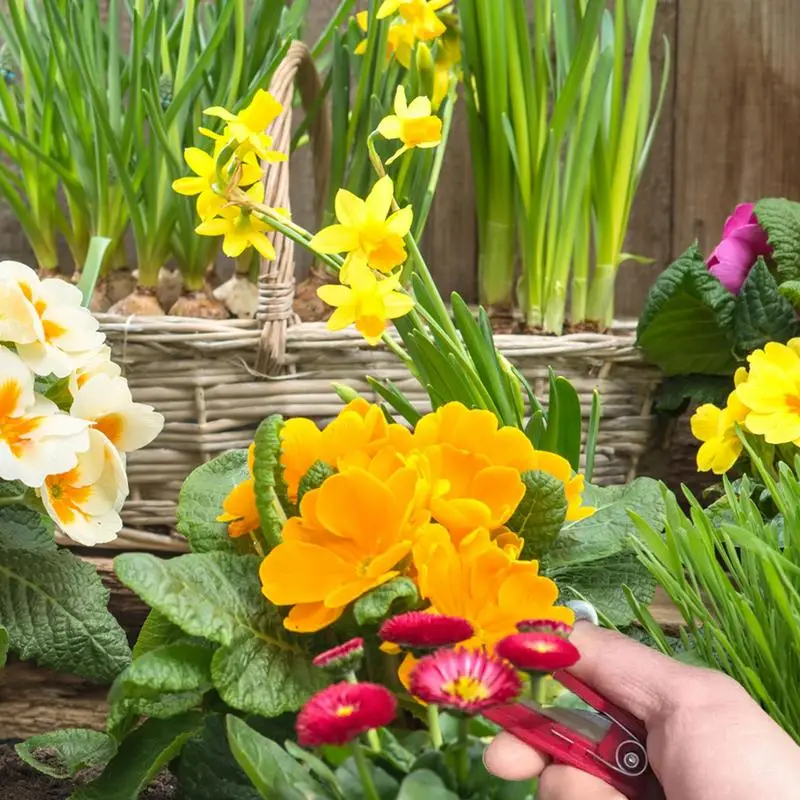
484, 622, 800, 799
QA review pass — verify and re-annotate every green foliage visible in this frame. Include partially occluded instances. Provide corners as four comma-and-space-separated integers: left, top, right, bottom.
637, 245, 737, 375
507, 471, 568, 560
733, 258, 800, 355
253, 415, 286, 549
297, 460, 335, 506
0, 625, 7, 668
655, 374, 733, 413
397, 770, 459, 800
353, 577, 419, 626
0, 507, 130, 681
71, 714, 203, 800
632, 460, 800, 743
176, 450, 249, 554
755, 198, 800, 282
16, 729, 117, 779
115, 552, 325, 717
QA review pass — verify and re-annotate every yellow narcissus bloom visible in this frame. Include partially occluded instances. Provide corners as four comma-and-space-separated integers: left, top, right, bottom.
413, 402, 594, 523
737, 340, 800, 445
354, 12, 417, 66
203, 89, 287, 163
309, 175, 413, 279
172, 145, 263, 221
280, 399, 413, 503
377, 87, 443, 164
217, 444, 260, 538
691, 391, 749, 474
195, 183, 282, 260
317, 259, 414, 345
377, 0, 449, 41
259, 466, 431, 632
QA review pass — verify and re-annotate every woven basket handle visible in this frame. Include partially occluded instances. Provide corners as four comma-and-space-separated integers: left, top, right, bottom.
256, 41, 331, 374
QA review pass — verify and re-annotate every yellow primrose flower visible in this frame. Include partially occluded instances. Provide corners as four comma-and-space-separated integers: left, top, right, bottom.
259, 466, 431, 632
172, 145, 263, 221
316, 259, 414, 345
218, 444, 260, 538
377, 87, 443, 165
377, 0, 449, 41
691, 391, 749, 474
737, 340, 800, 445
203, 89, 288, 162
309, 175, 413, 278
195, 183, 281, 260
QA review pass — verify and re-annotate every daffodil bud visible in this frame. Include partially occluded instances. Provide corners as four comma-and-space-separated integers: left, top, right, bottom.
415, 43, 436, 102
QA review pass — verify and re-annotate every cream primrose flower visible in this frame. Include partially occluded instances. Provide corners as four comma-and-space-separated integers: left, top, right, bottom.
0, 346, 90, 487
70, 374, 164, 453
0, 261, 104, 378
0, 278, 41, 345
41, 429, 128, 546
68, 346, 122, 399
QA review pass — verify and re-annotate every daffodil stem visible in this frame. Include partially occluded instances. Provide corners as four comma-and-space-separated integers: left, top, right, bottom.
427, 704, 443, 749
381, 330, 414, 369
351, 743, 380, 800
456, 715, 470, 787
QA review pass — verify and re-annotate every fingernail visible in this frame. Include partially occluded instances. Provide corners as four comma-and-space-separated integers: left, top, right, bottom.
566, 600, 599, 626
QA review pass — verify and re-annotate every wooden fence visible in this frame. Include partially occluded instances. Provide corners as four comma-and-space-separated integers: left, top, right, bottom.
1, 0, 799, 318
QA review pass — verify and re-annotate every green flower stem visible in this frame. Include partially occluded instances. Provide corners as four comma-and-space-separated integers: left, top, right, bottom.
456, 715, 470, 787
427, 704, 443, 749
351, 742, 381, 800
345, 672, 381, 753
0, 494, 27, 508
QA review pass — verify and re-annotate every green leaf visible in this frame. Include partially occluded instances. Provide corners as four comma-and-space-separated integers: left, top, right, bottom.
778, 279, 800, 307
77, 236, 111, 307
507, 471, 568, 560
755, 198, 800, 282
655, 374, 734, 413
15, 729, 117, 779
637, 244, 737, 375
555, 553, 657, 627
544, 478, 665, 570
353, 577, 419, 626
297, 460, 336, 505
0, 542, 130, 682
336, 756, 399, 800
115, 552, 325, 717
71, 714, 202, 800
734, 258, 800, 354
551, 376, 582, 471
0, 504, 56, 551
253, 415, 286, 549
0, 625, 7, 668
122, 643, 214, 697
226, 716, 325, 799
132, 611, 198, 660
175, 715, 262, 800
397, 769, 460, 800
284, 740, 345, 799
176, 450, 249, 553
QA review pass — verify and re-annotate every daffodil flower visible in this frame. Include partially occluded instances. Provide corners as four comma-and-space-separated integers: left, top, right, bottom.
377, 0, 449, 41
203, 89, 288, 162
195, 182, 283, 260
1, 261, 104, 378
309, 175, 413, 279
317, 260, 414, 345
354, 11, 416, 67
42, 429, 128, 546
172, 145, 263, 221
70, 373, 164, 454
0, 346, 90, 488
377, 87, 443, 164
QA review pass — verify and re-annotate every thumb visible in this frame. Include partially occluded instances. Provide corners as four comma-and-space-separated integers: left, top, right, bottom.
538, 765, 626, 800
566, 622, 694, 724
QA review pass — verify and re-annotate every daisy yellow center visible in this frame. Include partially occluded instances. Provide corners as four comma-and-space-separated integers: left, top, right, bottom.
442, 676, 489, 702
336, 704, 356, 717
785, 394, 800, 414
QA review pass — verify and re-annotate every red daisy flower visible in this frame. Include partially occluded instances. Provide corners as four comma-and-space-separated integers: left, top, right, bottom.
516, 619, 573, 638
296, 682, 397, 747
496, 632, 580, 673
409, 649, 521, 713
312, 638, 365, 673
379, 612, 474, 650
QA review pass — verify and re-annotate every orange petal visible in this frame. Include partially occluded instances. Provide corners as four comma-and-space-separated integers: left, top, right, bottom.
283, 602, 344, 633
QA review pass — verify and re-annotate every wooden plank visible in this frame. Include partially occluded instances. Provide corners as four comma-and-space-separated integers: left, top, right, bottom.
614, 0, 678, 318
672, 0, 800, 258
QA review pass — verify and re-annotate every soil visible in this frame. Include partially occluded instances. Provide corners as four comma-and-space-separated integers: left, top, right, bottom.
0, 744, 177, 799
293, 265, 334, 322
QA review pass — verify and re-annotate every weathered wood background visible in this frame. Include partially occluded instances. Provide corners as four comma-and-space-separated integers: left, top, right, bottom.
1, 0, 798, 317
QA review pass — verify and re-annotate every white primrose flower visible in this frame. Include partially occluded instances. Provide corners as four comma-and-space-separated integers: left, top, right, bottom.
0, 346, 90, 487
70, 373, 164, 453
68, 346, 123, 398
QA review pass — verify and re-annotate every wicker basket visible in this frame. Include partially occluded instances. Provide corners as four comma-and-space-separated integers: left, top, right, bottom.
82, 44, 662, 553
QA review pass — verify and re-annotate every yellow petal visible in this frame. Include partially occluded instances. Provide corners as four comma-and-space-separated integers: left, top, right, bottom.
394, 85, 409, 116
385, 145, 409, 166
376, 115, 404, 141
335, 189, 367, 227
172, 176, 208, 197
690, 404, 723, 443
283, 601, 344, 633
354, 39, 367, 55
317, 284, 353, 307
327, 306, 356, 332
203, 105, 236, 122
407, 95, 433, 118
184, 147, 214, 177
386, 205, 414, 237
195, 218, 232, 237
309, 224, 361, 254
366, 175, 395, 221
377, 0, 405, 19
355, 10, 369, 31
382, 290, 414, 320
221, 230, 250, 258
